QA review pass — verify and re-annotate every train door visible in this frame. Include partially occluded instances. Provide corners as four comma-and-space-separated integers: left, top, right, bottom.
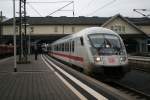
71, 38, 80, 66
70, 40, 75, 65
75, 37, 85, 68
75, 37, 81, 57
68, 40, 72, 64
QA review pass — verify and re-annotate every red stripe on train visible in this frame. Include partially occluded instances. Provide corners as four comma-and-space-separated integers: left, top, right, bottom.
49, 52, 84, 63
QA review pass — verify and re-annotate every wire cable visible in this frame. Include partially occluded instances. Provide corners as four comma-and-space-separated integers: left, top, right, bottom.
47, 1, 73, 16
86, 0, 95, 7
77, 0, 96, 16
86, 0, 116, 16
27, 3, 43, 17
0, 0, 72, 3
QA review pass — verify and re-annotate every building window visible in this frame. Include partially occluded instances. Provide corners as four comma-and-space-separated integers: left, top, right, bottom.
72, 26, 75, 33
122, 26, 125, 32
118, 26, 121, 32
110, 25, 125, 33
114, 26, 118, 32
111, 26, 114, 30
15, 26, 18, 33
30, 27, 34, 33
54, 26, 58, 32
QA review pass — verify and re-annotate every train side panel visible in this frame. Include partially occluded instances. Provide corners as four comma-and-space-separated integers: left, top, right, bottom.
70, 37, 85, 68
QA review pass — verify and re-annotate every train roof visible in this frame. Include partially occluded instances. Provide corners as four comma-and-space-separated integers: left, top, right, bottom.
52, 27, 120, 44
78, 27, 118, 35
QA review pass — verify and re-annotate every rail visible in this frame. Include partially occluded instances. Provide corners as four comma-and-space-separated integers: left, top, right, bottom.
110, 81, 150, 100
128, 56, 150, 62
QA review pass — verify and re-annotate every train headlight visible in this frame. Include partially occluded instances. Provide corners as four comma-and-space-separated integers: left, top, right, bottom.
94, 57, 101, 62
120, 56, 126, 62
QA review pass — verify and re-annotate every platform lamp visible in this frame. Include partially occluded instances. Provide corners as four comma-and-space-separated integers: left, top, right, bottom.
22, 23, 30, 63
13, 0, 17, 72
28, 26, 33, 57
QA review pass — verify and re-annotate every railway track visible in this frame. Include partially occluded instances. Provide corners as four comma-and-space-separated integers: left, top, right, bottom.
107, 81, 150, 100
134, 68, 150, 73
92, 73, 150, 100
46, 55, 150, 100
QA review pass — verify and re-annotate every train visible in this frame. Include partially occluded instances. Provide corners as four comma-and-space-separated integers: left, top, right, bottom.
48, 27, 129, 79
0, 44, 14, 59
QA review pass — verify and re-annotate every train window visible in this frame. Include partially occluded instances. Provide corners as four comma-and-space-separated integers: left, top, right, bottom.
58, 44, 60, 51
54, 45, 56, 51
58, 44, 59, 51
64, 43, 65, 51
59, 44, 61, 51
61, 43, 63, 51
65, 43, 66, 52
67, 43, 68, 51
66, 42, 68, 52
62, 43, 64, 51
62, 43, 65, 51
64, 43, 66, 51
65, 43, 67, 51
64, 43, 67, 51
56, 45, 58, 51
55, 45, 56, 51
70, 41, 71, 52
57, 45, 59, 51
80, 37, 84, 46
67, 42, 69, 52
72, 41, 74, 52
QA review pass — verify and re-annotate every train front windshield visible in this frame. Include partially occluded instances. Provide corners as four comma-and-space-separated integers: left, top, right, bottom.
89, 34, 124, 55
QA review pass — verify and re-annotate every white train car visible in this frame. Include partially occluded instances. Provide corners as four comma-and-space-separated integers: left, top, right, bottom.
48, 27, 129, 78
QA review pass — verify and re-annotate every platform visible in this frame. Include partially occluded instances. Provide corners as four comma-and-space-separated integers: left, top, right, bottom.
0, 55, 139, 100
0, 56, 80, 100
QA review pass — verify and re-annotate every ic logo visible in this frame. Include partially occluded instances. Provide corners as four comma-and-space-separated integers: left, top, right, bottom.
108, 57, 115, 64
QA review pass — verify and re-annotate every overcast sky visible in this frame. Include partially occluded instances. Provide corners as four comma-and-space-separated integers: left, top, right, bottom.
0, 0, 150, 18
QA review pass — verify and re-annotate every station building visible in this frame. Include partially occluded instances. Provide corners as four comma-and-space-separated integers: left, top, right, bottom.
1, 14, 150, 53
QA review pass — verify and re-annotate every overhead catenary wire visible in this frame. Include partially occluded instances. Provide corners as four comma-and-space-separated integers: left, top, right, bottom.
27, 3, 43, 17
78, 0, 96, 16
27, 1, 73, 4
133, 9, 150, 17
86, 0, 96, 8
47, 1, 74, 17
1, 0, 75, 17
26, 1, 74, 17
86, 0, 116, 16
0, 0, 71, 2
